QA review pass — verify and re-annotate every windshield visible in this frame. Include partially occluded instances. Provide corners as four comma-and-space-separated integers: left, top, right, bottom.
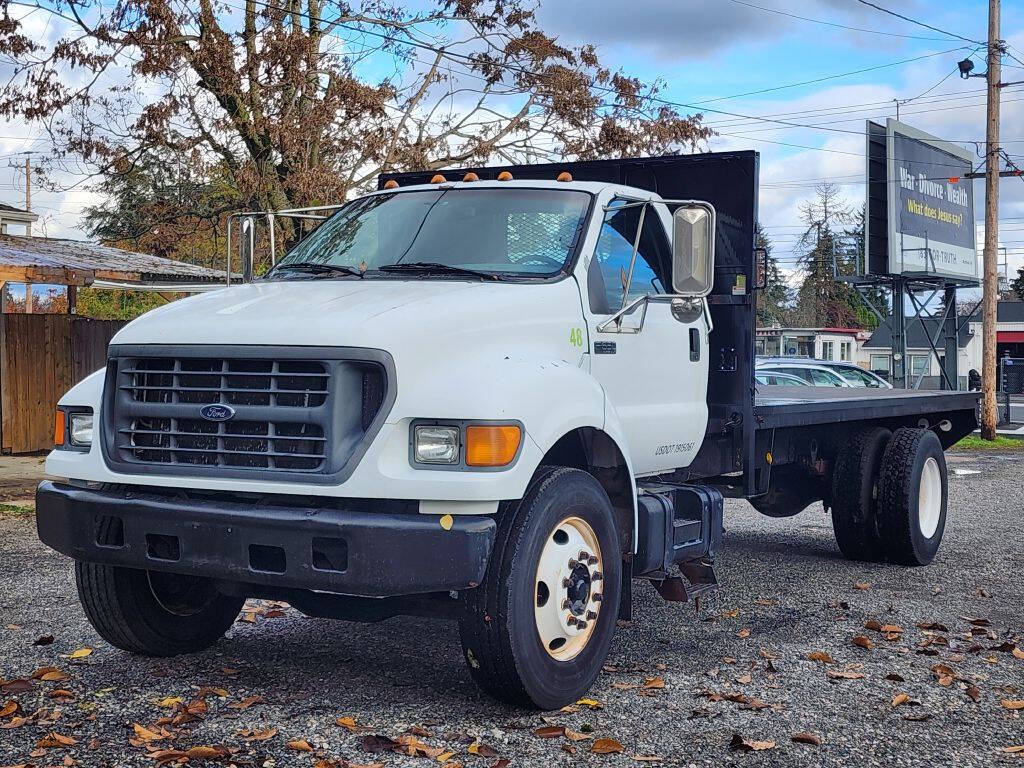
271, 188, 591, 279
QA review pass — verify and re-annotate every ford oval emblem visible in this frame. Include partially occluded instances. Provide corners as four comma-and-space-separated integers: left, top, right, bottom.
200, 404, 236, 422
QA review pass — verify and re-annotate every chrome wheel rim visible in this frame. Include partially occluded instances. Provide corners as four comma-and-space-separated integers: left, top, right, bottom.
534, 516, 604, 661
918, 457, 942, 539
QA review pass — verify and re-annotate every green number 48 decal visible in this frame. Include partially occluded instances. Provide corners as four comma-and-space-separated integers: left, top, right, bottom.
569, 327, 584, 348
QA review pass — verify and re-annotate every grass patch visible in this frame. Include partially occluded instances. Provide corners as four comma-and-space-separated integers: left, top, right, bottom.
0, 502, 34, 516
951, 435, 1024, 451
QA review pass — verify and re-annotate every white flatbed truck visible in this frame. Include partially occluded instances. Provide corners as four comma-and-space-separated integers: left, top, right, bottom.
37, 153, 979, 709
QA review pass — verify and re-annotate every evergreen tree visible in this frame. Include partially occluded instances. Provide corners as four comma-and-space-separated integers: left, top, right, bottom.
755, 222, 791, 327
791, 184, 871, 328
1011, 264, 1024, 301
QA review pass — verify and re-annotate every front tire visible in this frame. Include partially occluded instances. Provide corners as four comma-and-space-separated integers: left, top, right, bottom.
877, 428, 948, 566
75, 517, 244, 656
459, 467, 621, 709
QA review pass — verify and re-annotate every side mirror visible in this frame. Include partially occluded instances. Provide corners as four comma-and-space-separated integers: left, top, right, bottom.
671, 203, 715, 296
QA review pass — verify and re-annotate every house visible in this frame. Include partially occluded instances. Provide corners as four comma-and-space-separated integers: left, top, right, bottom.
0, 203, 38, 236
755, 326, 872, 363
860, 301, 1024, 389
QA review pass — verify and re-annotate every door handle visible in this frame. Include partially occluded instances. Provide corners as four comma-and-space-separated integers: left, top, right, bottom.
689, 328, 700, 362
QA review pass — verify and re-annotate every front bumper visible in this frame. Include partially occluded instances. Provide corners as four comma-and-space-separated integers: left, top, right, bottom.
35, 481, 495, 598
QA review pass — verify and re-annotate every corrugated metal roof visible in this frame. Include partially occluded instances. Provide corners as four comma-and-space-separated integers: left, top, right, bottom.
0, 234, 225, 284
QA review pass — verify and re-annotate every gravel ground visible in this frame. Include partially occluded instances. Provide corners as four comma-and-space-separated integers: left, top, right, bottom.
1, 450, 1022, 768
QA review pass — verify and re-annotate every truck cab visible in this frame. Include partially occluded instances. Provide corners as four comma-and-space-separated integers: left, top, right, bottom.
36, 153, 977, 709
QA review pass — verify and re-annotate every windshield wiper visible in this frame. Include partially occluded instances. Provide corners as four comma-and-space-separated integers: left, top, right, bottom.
271, 261, 365, 278
378, 262, 499, 280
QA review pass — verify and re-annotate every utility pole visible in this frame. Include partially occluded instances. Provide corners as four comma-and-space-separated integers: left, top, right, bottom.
24, 155, 31, 237
981, 0, 1002, 441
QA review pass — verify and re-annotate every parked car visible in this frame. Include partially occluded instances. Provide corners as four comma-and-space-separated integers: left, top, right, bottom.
756, 361, 851, 387
757, 357, 892, 389
755, 371, 810, 387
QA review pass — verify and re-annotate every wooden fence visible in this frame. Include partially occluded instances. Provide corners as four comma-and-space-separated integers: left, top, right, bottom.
0, 314, 125, 453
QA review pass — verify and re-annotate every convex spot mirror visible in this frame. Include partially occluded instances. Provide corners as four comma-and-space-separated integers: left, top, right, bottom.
671, 203, 715, 297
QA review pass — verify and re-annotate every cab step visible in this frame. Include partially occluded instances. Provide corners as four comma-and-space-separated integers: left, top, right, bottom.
634, 482, 724, 579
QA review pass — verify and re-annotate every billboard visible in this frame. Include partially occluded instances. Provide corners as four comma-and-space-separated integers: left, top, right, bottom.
865, 119, 978, 283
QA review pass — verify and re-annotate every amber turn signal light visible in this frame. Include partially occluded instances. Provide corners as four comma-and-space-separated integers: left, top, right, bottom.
465, 424, 521, 467
53, 410, 66, 447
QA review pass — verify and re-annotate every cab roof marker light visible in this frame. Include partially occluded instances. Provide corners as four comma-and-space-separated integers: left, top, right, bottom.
430, 174, 447, 184
383, 179, 399, 189
556, 171, 573, 182
463, 172, 479, 182
496, 171, 513, 181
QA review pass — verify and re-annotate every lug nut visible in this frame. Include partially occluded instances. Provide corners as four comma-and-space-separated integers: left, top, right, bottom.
593, 593, 603, 602
568, 558, 579, 569
576, 620, 588, 630
578, 550, 590, 561
587, 555, 598, 565
561, 598, 571, 610
566, 616, 578, 627
587, 610, 598, 620
562, 577, 572, 588
591, 571, 603, 582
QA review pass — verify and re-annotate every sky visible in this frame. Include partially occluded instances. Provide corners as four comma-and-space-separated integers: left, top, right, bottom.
2, 0, 1024, 293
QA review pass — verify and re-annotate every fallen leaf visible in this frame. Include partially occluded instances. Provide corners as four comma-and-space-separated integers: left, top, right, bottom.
852, 635, 874, 650
736, 628, 751, 639
37, 731, 77, 748
966, 686, 982, 702
807, 651, 833, 664
1001, 700, 1024, 710
576, 697, 602, 709
467, 742, 498, 758
916, 621, 949, 632
1013, 648, 1024, 661
133, 723, 169, 742
240, 727, 278, 742
287, 739, 314, 751
565, 728, 592, 742
791, 732, 822, 747
591, 738, 625, 755
1002, 746, 1024, 754
729, 734, 776, 752
186, 746, 229, 760
736, 674, 752, 685
157, 697, 184, 708
68, 648, 92, 659
534, 726, 565, 739
0, 679, 33, 694
826, 669, 865, 680
863, 620, 883, 631
361, 734, 399, 753
0, 700, 20, 718
227, 694, 263, 709
33, 635, 55, 646
336, 716, 360, 731
611, 681, 638, 690
50, 689, 74, 699
220, 667, 241, 676
903, 712, 932, 722
38, 670, 69, 682
854, 582, 871, 591
643, 676, 665, 689
892, 693, 910, 707
196, 686, 229, 698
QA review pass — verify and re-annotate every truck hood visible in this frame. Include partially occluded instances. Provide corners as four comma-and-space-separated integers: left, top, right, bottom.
111, 278, 583, 353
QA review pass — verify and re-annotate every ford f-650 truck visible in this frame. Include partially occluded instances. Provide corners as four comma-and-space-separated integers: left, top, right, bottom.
37, 152, 979, 709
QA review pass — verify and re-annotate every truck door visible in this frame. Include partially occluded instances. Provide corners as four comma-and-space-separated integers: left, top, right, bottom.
582, 197, 710, 475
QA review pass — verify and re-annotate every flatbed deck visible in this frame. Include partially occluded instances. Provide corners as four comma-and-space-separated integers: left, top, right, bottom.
755, 387, 980, 430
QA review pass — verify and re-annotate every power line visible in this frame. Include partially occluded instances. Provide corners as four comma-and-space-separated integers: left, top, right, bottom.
722, 0, 960, 41
852, 0, 985, 46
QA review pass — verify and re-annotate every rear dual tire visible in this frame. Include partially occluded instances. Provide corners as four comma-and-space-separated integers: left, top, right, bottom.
831, 427, 947, 566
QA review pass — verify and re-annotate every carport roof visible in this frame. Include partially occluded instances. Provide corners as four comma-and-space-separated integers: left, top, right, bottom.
0, 234, 226, 287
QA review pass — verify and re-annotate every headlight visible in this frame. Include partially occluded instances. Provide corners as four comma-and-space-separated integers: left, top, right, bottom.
68, 412, 94, 447
413, 425, 460, 464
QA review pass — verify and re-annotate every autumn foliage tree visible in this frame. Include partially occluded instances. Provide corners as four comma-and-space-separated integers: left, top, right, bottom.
0, 0, 711, 260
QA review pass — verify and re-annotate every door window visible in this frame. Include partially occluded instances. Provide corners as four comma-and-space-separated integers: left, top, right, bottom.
810, 368, 841, 386
588, 201, 671, 314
